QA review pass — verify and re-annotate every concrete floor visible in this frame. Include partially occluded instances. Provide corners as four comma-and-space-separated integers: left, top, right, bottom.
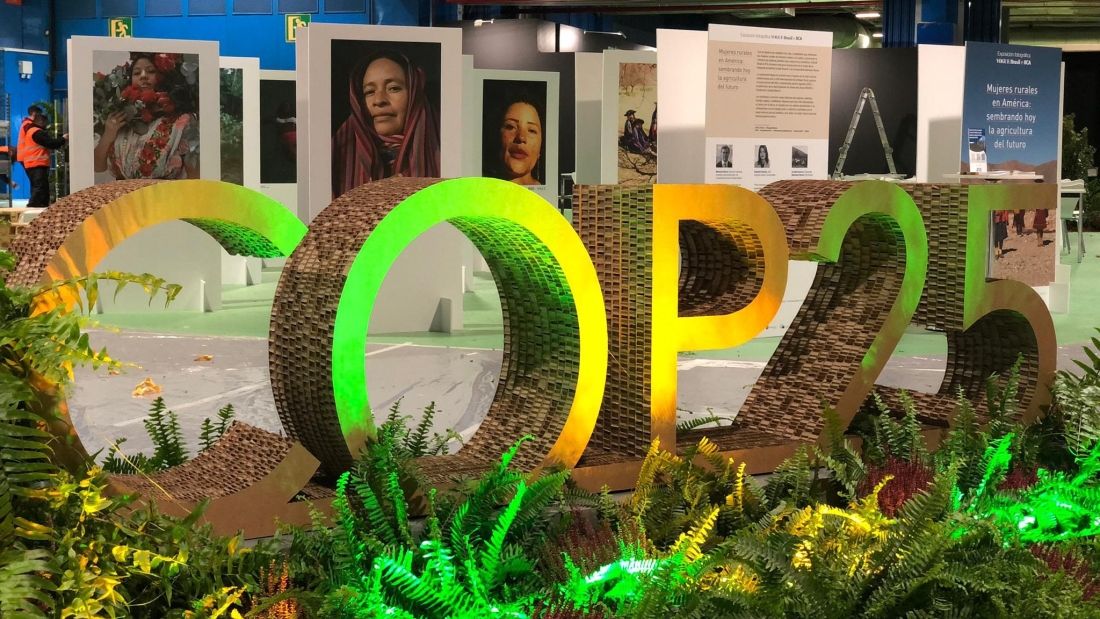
72, 328, 1087, 460
70, 238, 1100, 463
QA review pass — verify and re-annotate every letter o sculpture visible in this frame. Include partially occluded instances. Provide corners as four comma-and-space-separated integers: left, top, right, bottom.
269, 177, 608, 480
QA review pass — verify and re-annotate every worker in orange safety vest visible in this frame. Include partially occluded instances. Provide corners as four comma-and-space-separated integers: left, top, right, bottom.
15, 105, 41, 165
22, 112, 67, 207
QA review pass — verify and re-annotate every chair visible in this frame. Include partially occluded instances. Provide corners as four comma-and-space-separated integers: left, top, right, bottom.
1061, 196, 1084, 262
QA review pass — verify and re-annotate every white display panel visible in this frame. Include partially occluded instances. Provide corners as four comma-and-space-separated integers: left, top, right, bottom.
703, 24, 832, 190
258, 69, 298, 217
600, 50, 658, 186
219, 56, 260, 190
68, 36, 220, 192
916, 44, 965, 183
470, 68, 559, 206
656, 28, 707, 184
574, 52, 603, 185
296, 23, 462, 222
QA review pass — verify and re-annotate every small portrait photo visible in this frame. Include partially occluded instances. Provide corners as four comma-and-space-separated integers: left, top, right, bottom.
260, 78, 297, 184
754, 144, 770, 169
330, 39, 443, 199
792, 146, 808, 169
220, 67, 243, 185
481, 79, 548, 187
715, 144, 733, 168
92, 50, 201, 183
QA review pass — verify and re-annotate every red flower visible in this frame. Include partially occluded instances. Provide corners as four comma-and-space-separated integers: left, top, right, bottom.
122, 85, 141, 101
153, 136, 169, 149
139, 162, 154, 177
161, 102, 175, 114
140, 147, 155, 160
95, 72, 106, 80
141, 90, 159, 105
154, 54, 177, 73
141, 110, 153, 123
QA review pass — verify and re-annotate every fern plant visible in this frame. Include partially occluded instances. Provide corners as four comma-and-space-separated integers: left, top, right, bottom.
280, 435, 571, 618
624, 437, 768, 549
102, 397, 190, 474
199, 403, 237, 453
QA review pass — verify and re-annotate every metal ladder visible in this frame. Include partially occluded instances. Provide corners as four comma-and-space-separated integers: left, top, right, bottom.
832, 87, 900, 180
0, 95, 12, 209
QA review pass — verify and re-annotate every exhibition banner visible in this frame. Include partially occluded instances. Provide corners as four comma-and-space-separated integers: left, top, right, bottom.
960, 42, 1061, 184
961, 42, 1062, 287
704, 24, 832, 190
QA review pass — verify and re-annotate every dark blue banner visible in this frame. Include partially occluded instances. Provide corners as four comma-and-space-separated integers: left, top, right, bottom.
960, 42, 1062, 184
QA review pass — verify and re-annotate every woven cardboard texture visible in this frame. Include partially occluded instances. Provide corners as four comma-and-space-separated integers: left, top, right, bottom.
8, 180, 159, 287
8, 180, 319, 538
8, 180, 292, 289
874, 184, 1042, 424
110, 422, 296, 502
678, 219, 765, 318
572, 185, 655, 465
270, 177, 585, 481
572, 180, 1047, 462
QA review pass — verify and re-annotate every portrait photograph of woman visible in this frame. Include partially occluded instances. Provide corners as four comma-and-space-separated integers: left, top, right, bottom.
481, 80, 548, 187
754, 144, 771, 169
330, 40, 442, 199
91, 50, 201, 184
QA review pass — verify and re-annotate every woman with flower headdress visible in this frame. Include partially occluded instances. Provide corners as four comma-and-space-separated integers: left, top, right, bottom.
332, 50, 440, 198
93, 52, 199, 180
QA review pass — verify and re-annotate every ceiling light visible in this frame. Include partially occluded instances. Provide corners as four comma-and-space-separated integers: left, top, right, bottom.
856, 11, 881, 19
872, 32, 883, 38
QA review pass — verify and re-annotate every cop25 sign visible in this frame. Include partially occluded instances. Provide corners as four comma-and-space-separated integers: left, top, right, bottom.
11, 177, 1055, 537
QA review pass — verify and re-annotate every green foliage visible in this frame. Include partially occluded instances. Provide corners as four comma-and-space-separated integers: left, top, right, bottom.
200, 404, 237, 453
625, 437, 768, 549
966, 436, 1100, 544
283, 435, 570, 619
380, 399, 464, 459
1055, 329, 1100, 457
863, 391, 927, 466
1064, 114, 1097, 183
0, 251, 274, 618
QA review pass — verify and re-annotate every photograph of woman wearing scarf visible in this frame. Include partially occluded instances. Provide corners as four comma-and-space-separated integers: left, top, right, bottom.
482, 80, 547, 187
332, 48, 441, 199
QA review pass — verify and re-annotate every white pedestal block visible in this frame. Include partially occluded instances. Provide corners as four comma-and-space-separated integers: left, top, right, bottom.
369, 222, 465, 334
92, 221, 223, 313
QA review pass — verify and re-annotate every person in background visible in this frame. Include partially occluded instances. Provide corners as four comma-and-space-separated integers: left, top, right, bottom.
1034, 208, 1048, 246
649, 104, 657, 145
23, 114, 67, 207
15, 105, 43, 174
0, 145, 18, 195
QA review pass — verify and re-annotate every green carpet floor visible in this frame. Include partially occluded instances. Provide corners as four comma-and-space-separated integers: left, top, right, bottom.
92, 233, 1100, 358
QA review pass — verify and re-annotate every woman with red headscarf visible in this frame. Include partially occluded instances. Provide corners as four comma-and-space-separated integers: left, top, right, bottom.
332, 50, 440, 198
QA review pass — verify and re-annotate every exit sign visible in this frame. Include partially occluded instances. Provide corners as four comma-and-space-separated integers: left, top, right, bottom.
109, 17, 133, 38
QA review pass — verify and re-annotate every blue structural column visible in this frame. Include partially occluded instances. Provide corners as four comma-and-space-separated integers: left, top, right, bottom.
916, 0, 958, 44
883, 0, 917, 48
964, 0, 1002, 42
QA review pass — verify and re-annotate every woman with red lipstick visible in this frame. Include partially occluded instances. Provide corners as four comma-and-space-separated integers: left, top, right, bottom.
93, 52, 199, 181
332, 50, 441, 198
488, 89, 545, 187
